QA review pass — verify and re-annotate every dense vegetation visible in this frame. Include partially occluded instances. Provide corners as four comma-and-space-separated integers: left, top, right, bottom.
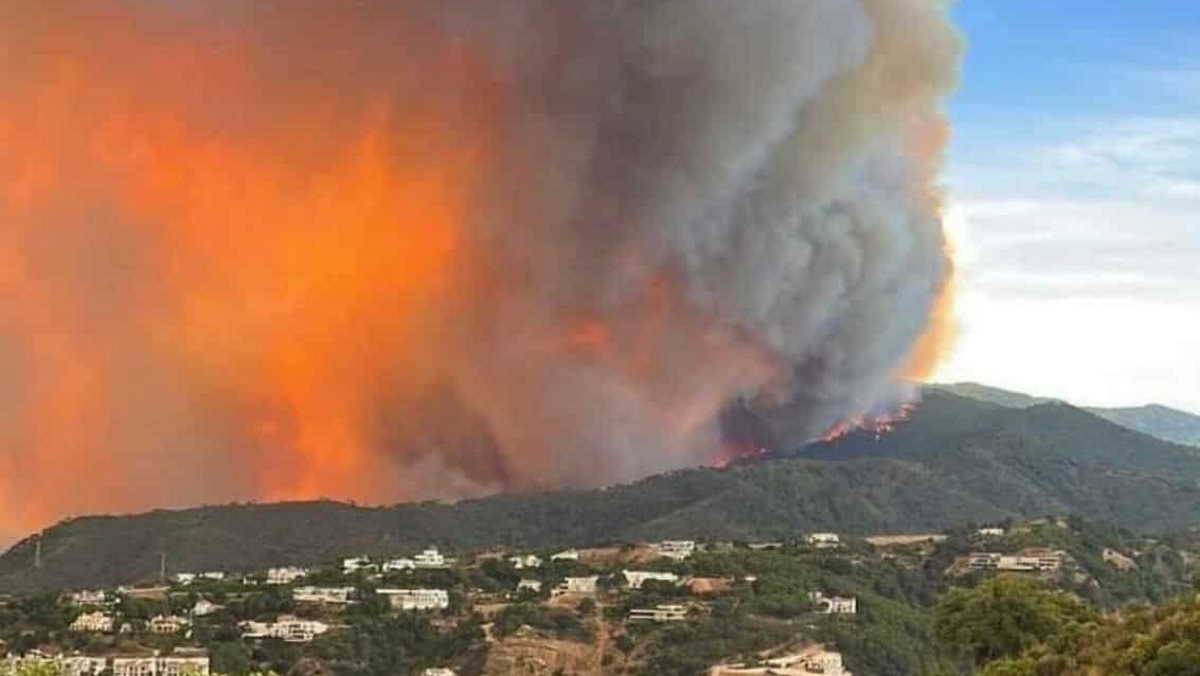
5, 391, 1200, 595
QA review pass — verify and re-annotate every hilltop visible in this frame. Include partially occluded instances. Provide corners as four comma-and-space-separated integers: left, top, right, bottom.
4, 388, 1200, 594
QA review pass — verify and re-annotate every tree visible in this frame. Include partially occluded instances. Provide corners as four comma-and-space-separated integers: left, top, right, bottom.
935, 575, 1095, 666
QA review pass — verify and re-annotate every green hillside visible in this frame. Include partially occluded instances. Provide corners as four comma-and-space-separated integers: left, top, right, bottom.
4, 391, 1200, 594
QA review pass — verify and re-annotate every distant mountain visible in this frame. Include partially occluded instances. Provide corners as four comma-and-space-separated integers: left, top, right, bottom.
932, 382, 1200, 448
1084, 404, 1200, 448
3, 390, 1200, 594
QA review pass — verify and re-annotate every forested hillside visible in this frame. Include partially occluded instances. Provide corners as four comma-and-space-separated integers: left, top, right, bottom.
5, 391, 1200, 594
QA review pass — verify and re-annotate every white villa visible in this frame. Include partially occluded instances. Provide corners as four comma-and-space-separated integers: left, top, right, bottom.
414, 547, 449, 568
147, 614, 190, 634
266, 566, 309, 585
376, 588, 450, 611
623, 570, 680, 589
509, 554, 543, 569
628, 604, 688, 622
550, 549, 580, 562
241, 616, 330, 643
382, 557, 417, 572
192, 599, 223, 617
70, 611, 114, 633
654, 541, 696, 560
553, 576, 599, 596
293, 586, 356, 604
806, 533, 841, 549
68, 590, 110, 606
342, 556, 373, 573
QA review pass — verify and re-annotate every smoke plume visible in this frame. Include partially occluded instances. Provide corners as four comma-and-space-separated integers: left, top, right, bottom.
0, 0, 960, 538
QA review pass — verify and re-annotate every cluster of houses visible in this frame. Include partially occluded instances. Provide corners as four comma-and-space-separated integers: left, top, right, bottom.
711, 644, 851, 676
240, 616, 331, 643
2, 650, 209, 676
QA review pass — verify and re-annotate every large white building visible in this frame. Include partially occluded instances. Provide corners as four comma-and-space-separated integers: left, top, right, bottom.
622, 570, 680, 589
376, 588, 450, 611
414, 547, 449, 568
628, 604, 688, 622
509, 554, 543, 569
342, 556, 373, 574
68, 590, 110, 607
553, 576, 599, 596
806, 533, 841, 549
70, 611, 115, 633
266, 566, 309, 585
382, 557, 416, 572
241, 616, 330, 643
148, 614, 190, 634
654, 541, 696, 560
293, 586, 356, 604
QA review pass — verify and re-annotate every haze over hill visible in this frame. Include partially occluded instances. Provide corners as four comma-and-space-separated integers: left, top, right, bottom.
932, 382, 1200, 447
4, 387, 1200, 594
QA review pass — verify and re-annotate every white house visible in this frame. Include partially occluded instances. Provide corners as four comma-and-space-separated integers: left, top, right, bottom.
628, 604, 688, 622
553, 576, 598, 596
266, 566, 309, 585
173, 573, 196, 585
382, 557, 417, 572
156, 655, 211, 676
68, 590, 109, 606
509, 554, 543, 569
550, 549, 580, 562
192, 599, 223, 617
199, 571, 225, 581
62, 656, 109, 676
516, 579, 543, 594
711, 644, 851, 676
111, 657, 157, 676
977, 527, 1006, 537
623, 570, 680, 589
414, 547, 448, 568
654, 541, 696, 560
806, 533, 841, 549
241, 616, 330, 642
293, 586, 356, 604
342, 556, 372, 573
376, 588, 450, 611
809, 591, 856, 615
148, 614, 190, 634
70, 611, 114, 633
422, 669, 458, 676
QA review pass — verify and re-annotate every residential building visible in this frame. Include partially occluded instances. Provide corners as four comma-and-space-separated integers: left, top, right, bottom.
977, 527, 1006, 537
809, 591, 857, 615
553, 576, 599, 596
516, 579, 543, 594
550, 549, 579, 562
192, 599, 223, 617
293, 586, 355, 604
110, 657, 157, 676
70, 611, 114, 633
806, 533, 841, 549
241, 616, 330, 642
711, 644, 851, 676
414, 547, 448, 568
628, 604, 688, 622
342, 556, 372, 573
62, 656, 109, 676
622, 570, 680, 589
382, 557, 416, 572
157, 655, 211, 676
199, 571, 225, 581
148, 614, 190, 634
68, 590, 109, 606
422, 669, 457, 676
509, 554, 543, 569
967, 552, 1001, 569
654, 541, 696, 560
173, 573, 196, 585
376, 588, 450, 611
266, 566, 308, 585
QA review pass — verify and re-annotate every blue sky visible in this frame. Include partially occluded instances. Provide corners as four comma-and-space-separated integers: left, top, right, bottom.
933, 0, 1200, 412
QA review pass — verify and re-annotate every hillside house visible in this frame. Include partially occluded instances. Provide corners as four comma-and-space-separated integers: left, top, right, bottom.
376, 588, 450, 611
977, 527, 1006, 537
806, 533, 841, 549
172, 573, 196, 585
414, 547, 448, 568
809, 591, 857, 615
654, 540, 696, 560
266, 566, 308, 585
199, 571, 225, 581
70, 611, 114, 633
342, 556, 372, 573
293, 586, 355, 604
516, 579, 543, 594
68, 590, 109, 606
552, 576, 599, 596
509, 554, 543, 569
628, 604, 688, 622
383, 557, 417, 572
192, 599, 223, 617
148, 614, 190, 634
711, 644, 851, 676
550, 549, 580, 562
241, 616, 330, 642
622, 570, 680, 589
